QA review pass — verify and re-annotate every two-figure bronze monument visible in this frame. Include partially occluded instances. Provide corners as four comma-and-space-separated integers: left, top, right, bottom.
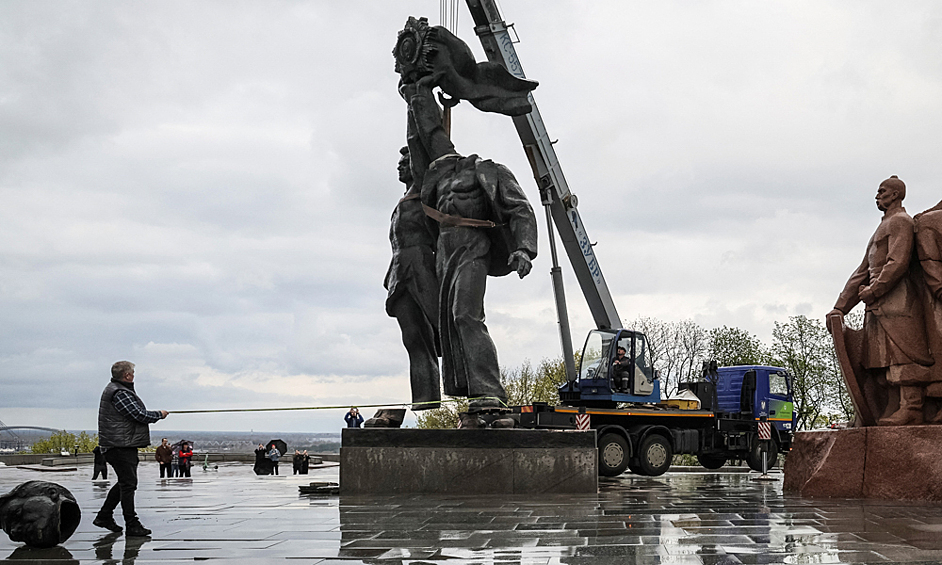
384, 17, 538, 428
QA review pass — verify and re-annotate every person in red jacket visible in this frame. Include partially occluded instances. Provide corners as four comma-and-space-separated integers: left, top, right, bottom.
177, 443, 193, 478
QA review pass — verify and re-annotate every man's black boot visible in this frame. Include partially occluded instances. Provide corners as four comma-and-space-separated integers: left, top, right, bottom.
93, 515, 123, 533
125, 521, 152, 537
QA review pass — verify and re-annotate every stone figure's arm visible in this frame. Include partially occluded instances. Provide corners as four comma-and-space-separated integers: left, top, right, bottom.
493, 162, 538, 261
865, 216, 915, 302
834, 253, 870, 314
407, 80, 457, 164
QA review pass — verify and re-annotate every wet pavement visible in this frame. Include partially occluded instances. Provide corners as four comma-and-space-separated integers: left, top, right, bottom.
2, 462, 942, 563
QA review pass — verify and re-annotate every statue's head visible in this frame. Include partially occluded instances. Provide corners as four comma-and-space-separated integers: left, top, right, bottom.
876, 175, 905, 212
398, 146, 412, 185
0, 481, 81, 548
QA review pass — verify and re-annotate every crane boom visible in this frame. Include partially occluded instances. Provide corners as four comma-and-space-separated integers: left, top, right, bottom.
463, 0, 622, 378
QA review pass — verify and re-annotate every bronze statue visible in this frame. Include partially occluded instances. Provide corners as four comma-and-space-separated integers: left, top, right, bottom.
828, 177, 942, 425
385, 146, 441, 410
0, 481, 81, 548
393, 17, 537, 117
391, 17, 538, 418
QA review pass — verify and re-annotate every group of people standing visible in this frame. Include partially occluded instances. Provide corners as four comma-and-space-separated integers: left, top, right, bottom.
154, 437, 193, 478
253, 443, 284, 475
292, 450, 312, 475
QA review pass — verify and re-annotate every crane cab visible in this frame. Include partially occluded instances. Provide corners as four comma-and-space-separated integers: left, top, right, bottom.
559, 329, 660, 407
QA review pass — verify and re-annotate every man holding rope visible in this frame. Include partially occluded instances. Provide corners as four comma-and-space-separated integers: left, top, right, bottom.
94, 361, 168, 537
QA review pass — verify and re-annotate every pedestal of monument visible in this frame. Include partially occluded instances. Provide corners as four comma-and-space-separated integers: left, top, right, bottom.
784, 426, 942, 501
340, 428, 597, 495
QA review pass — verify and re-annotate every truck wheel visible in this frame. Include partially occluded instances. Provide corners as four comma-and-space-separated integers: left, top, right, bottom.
746, 439, 778, 472
598, 433, 630, 477
637, 434, 672, 476
697, 453, 726, 470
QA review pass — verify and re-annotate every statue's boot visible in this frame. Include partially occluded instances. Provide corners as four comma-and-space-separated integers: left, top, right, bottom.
878, 386, 925, 426
457, 412, 486, 429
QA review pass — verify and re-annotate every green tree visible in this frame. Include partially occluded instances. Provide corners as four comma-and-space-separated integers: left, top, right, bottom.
76, 431, 98, 452
502, 357, 567, 406
415, 357, 568, 429
707, 326, 770, 366
30, 431, 99, 454
772, 315, 850, 429
414, 398, 467, 429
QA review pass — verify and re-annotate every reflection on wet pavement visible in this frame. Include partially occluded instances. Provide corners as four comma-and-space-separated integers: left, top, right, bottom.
2, 463, 942, 563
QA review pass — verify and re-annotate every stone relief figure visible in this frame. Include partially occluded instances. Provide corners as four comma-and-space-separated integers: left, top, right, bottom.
385, 146, 441, 410
0, 481, 81, 548
828, 177, 942, 426
391, 17, 538, 417
915, 199, 942, 410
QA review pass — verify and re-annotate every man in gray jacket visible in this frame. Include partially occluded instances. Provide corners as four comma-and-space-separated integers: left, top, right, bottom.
94, 361, 168, 537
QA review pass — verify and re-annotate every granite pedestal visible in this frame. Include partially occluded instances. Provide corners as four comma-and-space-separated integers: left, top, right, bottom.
784, 426, 942, 501
340, 428, 597, 494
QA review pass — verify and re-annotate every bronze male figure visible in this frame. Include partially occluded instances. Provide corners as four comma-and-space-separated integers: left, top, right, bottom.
384, 146, 441, 409
400, 79, 537, 412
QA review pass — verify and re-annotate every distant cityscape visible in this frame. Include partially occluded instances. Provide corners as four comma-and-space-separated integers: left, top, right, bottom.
0, 428, 340, 454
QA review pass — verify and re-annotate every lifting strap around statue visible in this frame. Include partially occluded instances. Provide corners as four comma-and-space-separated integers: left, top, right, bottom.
399, 193, 500, 228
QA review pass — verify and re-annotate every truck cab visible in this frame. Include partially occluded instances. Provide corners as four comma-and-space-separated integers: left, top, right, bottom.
713, 365, 796, 435
682, 364, 796, 471
559, 329, 661, 407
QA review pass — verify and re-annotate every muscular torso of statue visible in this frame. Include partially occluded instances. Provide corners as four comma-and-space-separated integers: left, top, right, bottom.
436, 167, 489, 220
390, 196, 434, 250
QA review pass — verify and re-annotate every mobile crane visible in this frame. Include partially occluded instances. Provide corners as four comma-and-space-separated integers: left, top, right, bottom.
460, 0, 796, 476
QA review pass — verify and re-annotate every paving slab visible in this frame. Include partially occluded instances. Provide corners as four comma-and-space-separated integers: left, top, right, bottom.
3, 464, 942, 563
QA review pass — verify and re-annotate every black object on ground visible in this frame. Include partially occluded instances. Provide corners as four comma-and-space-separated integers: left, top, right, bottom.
298, 482, 340, 496
0, 481, 81, 548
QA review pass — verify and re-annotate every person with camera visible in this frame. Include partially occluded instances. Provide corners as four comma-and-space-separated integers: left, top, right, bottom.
344, 407, 364, 428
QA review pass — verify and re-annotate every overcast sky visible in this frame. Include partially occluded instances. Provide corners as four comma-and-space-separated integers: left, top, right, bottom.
2, 1, 940, 433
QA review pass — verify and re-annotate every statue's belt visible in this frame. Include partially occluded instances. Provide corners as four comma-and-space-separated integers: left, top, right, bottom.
399, 193, 499, 228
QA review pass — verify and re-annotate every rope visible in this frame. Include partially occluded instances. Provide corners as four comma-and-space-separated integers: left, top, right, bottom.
440, 0, 458, 34
168, 396, 508, 415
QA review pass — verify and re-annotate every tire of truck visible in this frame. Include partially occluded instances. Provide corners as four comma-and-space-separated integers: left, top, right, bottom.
746, 438, 778, 472
637, 434, 672, 476
598, 433, 630, 477
696, 453, 726, 470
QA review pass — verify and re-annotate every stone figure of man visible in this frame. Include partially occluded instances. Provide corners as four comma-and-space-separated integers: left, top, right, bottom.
384, 146, 441, 410
401, 78, 537, 412
915, 199, 942, 412
829, 176, 934, 425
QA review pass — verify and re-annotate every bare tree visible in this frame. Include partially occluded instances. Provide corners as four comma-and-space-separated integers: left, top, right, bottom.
630, 317, 707, 398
